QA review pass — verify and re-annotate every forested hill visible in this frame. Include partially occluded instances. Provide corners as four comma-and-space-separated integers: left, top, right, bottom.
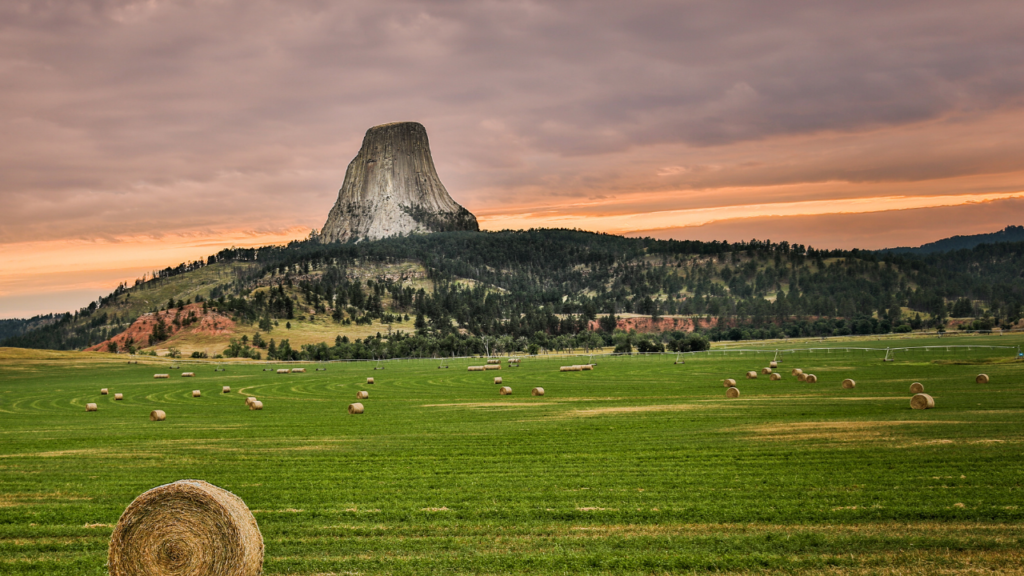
4, 229, 1024, 352
880, 225, 1024, 255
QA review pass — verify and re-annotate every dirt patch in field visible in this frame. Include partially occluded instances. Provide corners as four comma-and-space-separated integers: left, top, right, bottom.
743, 420, 967, 443
567, 404, 702, 417
423, 402, 556, 408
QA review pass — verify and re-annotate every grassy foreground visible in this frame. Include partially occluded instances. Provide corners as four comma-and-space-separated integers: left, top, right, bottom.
1, 337, 1023, 575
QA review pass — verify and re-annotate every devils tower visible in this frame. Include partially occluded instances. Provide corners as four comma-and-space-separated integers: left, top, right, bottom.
320, 122, 479, 243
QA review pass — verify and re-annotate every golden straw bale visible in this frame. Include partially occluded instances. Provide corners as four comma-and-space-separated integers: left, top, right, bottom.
182, 372, 195, 377
560, 366, 572, 372
149, 410, 166, 421
723, 378, 737, 388
86, 403, 98, 412
791, 368, 803, 377
249, 401, 263, 411
769, 373, 782, 381
192, 390, 201, 397
769, 361, 778, 368
367, 377, 374, 384
582, 364, 594, 370
101, 388, 109, 395
531, 387, 545, 396
468, 366, 485, 371
290, 368, 305, 373
487, 359, 501, 365
115, 393, 123, 400
910, 382, 924, 393
726, 387, 741, 398
746, 371, 758, 379
499, 386, 512, 395
976, 374, 989, 384
154, 374, 169, 379
805, 374, 818, 383
222, 386, 231, 394
797, 373, 807, 382
484, 364, 501, 370
348, 403, 364, 414
246, 397, 257, 407
357, 390, 369, 399
276, 369, 289, 374
494, 377, 503, 384
910, 393, 935, 410
762, 367, 772, 375
108, 479, 263, 576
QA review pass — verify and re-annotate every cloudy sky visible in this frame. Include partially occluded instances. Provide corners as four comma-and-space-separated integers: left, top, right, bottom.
3, 0, 1024, 317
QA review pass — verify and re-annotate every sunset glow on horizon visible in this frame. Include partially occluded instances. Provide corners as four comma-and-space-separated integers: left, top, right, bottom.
2, 1, 1023, 318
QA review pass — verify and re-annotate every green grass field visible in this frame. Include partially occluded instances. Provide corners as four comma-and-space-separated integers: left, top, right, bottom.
1, 336, 1023, 575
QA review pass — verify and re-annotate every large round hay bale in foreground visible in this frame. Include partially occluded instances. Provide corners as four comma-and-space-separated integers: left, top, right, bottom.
910, 382, 924, 393
367, 377, 374, 384
805, 374, 818, 383
976, 374, 989, 384
108, 479, 263, 576
222, 386, 231, 394
86, 403, 98, 412
182, 372, 195, 377
115, 393, 123, 400
249, 401, 263, 411
723, 378, 737, 388
101, 388, 108, 395
245, 397, 257, 407
769, 361, 778, 368
762, 367, 772, 375
841, 378, 855, 389
357, 390, 369, 399
726, 387, 740, 398
348, 403, 364, 414
911, 393, 935, 410
746, 371, 758, 379
494, 377, 502, 384
531, 387, 544, 396
791, 368, 803, 377
192, 390, 201, 398
499, 386, 512, 395
154, 374, 169, 379
769, 373, 782, 381
149, 410, 166, 421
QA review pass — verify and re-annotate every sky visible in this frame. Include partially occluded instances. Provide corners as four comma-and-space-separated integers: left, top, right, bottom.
2, 1, 1024, 318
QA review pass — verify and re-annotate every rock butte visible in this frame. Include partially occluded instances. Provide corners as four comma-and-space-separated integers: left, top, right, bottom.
320, 121, 479, 243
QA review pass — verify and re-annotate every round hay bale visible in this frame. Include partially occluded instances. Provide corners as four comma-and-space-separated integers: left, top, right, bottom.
222, 386, 231, 394
348, 402, 364, 414
723, 378, 737, 388
101, 388, 109, 395
245, 397, 257, 407
560, 366, 571, 372
108, 479, 263, 576
769, 373, 782, 381
487, 359, 501, 365
367, 377, 374, 384
769, 361, 778, 368
149, 410, 166, 421
86, 403, 98, 412
192, 390, 201, 398
806, 374, 818, 383
797, 373, 807, 382
484, 364, 501, 371
582, 364, 594, 370
531, 387, 545, 396
726, 387, 741, 398
249, 401, 263, 411
182, 372, 195, 377
746, 371, 758, 379
290, 368, 305, 373
468, 366, 485, 371
499, 386, 512, 395
357, 390, 369, 399
840, 378, 855, 389
976, 374, 989, 384
115, 393, 124, 400
494, 377, 502, 384
761, 367, 772, 375
910, 382, 924, 393
154, 374, 169, 379
791, 368, 803, 377
910, 393, 935, 410
276, 369, 289, 374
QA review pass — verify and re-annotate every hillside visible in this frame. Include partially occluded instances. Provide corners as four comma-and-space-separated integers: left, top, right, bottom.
880, 225, 1024, 254
4, 229, 1023, 358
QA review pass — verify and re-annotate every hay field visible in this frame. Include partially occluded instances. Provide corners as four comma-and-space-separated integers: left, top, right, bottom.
1, 337, 1022, 574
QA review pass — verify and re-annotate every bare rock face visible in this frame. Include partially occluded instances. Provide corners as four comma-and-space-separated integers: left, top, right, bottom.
320, 121, 479, 243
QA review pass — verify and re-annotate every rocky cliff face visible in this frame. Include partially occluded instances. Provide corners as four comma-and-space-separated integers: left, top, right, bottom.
320, 122, 479, 243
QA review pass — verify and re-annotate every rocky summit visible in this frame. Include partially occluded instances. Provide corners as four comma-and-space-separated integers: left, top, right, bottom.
320, 121, 479, 243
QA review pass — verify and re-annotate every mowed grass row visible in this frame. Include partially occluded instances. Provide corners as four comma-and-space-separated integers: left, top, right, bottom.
0, 338, 1022, 574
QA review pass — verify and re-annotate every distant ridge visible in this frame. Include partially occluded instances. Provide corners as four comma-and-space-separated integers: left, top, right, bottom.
879, 225, 1024, 255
